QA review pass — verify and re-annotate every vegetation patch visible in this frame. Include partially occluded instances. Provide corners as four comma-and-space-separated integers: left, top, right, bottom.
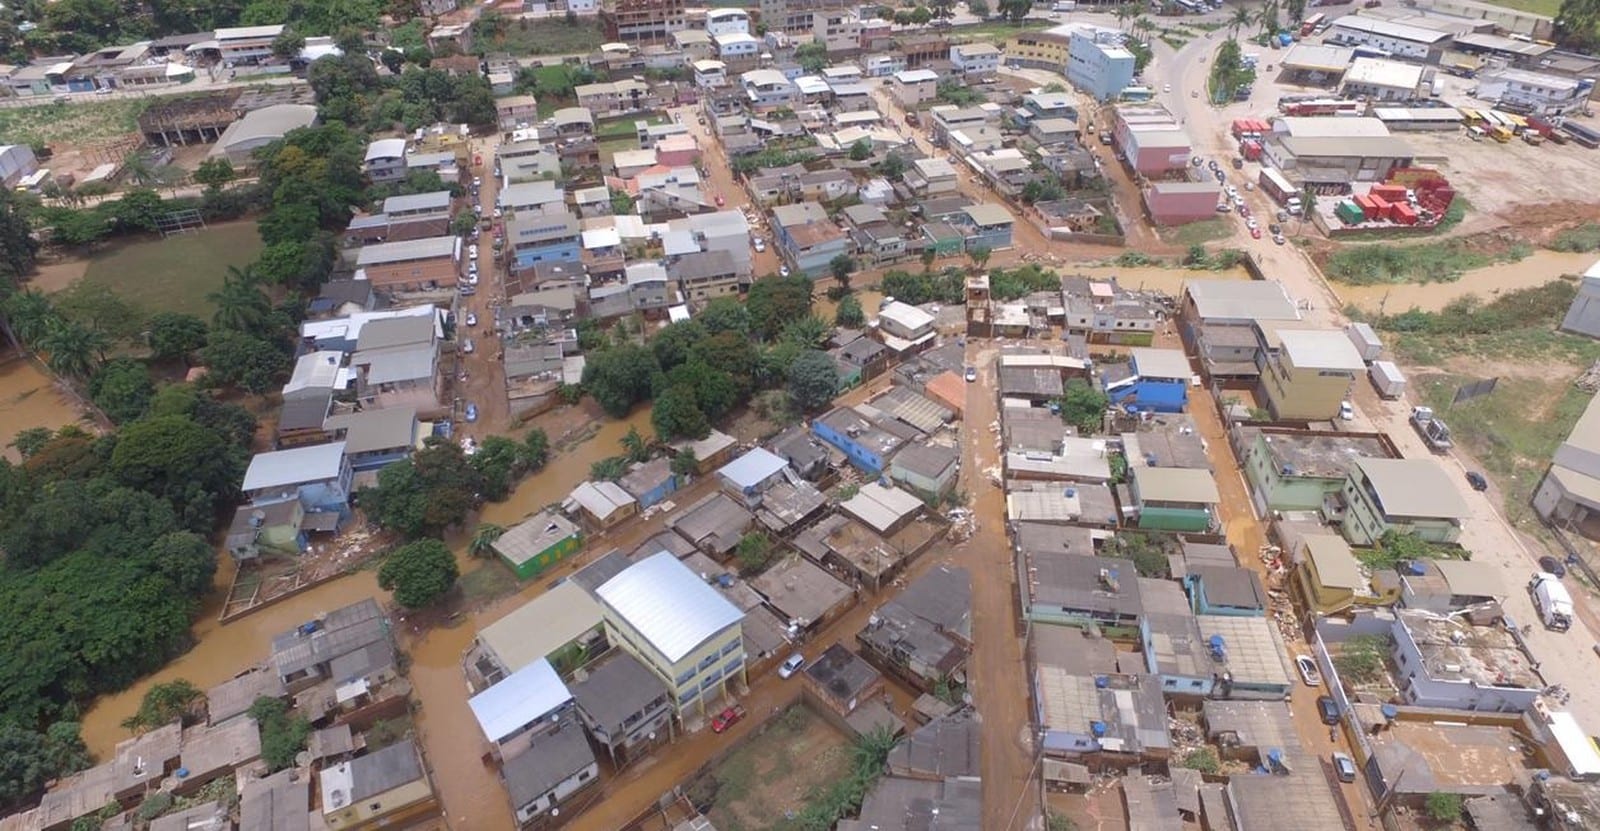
1354, 530, 1463, 571
1322, 235, 1531, 285
0, 99, 150, 147
1358, 281, 1600, 365
1549, 222, 1600, 253
1159, 219, 1232, 247
470, 16, 606, 56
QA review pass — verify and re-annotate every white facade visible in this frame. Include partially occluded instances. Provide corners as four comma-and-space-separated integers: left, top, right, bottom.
1326, 15, 1448, 62
704, 8, 750, 37
1476, 68, 1593, 116
950, 42, 1002, 75
714, 32, 760, 60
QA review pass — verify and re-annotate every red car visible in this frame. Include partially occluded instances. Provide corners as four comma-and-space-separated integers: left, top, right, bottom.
711, 705, 745, 733
474, 154, 483, 167
715, 194, 726, 206
1250, 226, 1262, 239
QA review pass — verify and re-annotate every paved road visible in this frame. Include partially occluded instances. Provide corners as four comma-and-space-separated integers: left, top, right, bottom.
1148, 13, 1600, 729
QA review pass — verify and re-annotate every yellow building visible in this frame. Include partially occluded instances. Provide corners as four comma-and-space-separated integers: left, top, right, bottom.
1003, 30, 1071, 71
1294, 533, 1399, 615
1259, 329, 1366, 420
319, 740, 439, 830
595, 551, 746, 718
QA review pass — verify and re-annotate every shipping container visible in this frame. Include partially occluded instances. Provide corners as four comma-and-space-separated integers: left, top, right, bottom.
1259, 167, 1296, 204
1392, 203, 1418, 225
1335, 200, 1366, 225
1369, 195, 1392, 220
1346, 323, 1383, 362
1242, 139, 1262, 160
1369, 360, 1406, 398
1370, 184, 1406, 202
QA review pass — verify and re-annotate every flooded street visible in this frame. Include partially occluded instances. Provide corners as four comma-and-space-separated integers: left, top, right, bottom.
0, 356, 88, 461
1336, 249, 1596, 313
1070, 263, 1251, 295
79, 563, 382, 756
480, 405, 656, 527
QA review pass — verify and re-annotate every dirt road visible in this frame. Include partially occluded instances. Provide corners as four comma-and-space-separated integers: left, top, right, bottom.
959, 342, 1043, 831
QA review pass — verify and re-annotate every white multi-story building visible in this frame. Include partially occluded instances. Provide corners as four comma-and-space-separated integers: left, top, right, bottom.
704, 8, 750, 36
1476, 67, 1594, 116
950, 42, 1002, 75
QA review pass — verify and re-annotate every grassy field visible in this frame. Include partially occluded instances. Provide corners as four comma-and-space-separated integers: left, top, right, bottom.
949, 18, 1053, 42
1417, 374, 1594, 528
1158, 219, 1232, 247
473, 18, 605, 57
77, 221, 263, 318
1476, 0, 1558, 15
0, 99, 150, 146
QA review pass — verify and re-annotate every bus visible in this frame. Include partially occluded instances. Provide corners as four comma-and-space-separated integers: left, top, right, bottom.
1299, 13, 1325, 36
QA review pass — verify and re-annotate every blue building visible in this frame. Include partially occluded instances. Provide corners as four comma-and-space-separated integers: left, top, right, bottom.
957, 203, 1015, 251
812, 406, 921, 476
1182, 565, 1268, 617
1103, 347, 1191, 414
508, 209, 582, 270
618, 457, 680, 509
1140, 611, 1218, 697
715, 447, 789, 507
241, 441, 354, 517
1067, 27, 1136, 102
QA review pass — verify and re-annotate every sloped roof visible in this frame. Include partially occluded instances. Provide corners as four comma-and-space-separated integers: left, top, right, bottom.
467, 658, 572, 744
596, 551, 744, 663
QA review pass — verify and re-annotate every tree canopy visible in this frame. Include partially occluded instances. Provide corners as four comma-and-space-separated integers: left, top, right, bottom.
378, 539, 460, 608
361, 440, 484, 537
787, 350, 840, 412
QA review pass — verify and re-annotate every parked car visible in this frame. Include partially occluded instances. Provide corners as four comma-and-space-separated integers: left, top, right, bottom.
1273, 233, 1286, 245
1339, 400, 1354, 420
779, 265, 791, 277
462, 339, 475, 354
1246, 217, 1259, 230
1250, 226, 1262, 239
1268, 223, 1282, 236
1538, 555, 1567, 578
1295, 655, 1322, 687
465, 311, 477, 327
464, 403, 478, 422
965, 366, 978, 382
1316, 695, 1339, 725
778, 653, 806, 679
1466, 471, 1488, 491
1332, 752, 1357, 783
753, 237, 766, 253
715, 193, 725, 206
1216, 203, 1231, 213
711, 705, 745, 733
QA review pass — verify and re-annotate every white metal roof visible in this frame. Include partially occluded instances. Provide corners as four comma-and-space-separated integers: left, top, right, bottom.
364, 138, 406, 162
1277, 329, 1366, 371
467, 658, 572, 744
1184, 279, 1300, 322
569, 480, 636, 519
717, 447, 788, 488
285, 351, 349, 394
300, 304, 438, 346
879, 300, 936, 331
242, 442, 346, 492
596, 551, 744, 663
478, 582, 603, 674
841, 482, 923, 533
1352, 457, 1471, 519
1330, 14, 1450, 43
1342, 57, 1424, 90
894, 69, 939, 83
1130, 347, 1191, 380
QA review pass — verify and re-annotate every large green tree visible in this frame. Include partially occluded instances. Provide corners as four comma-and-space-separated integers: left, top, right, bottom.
378, 539, 459, 608
361, 440, 484, 537
651, 384, 710, 441
109, 414, 243, 529
581, 344, 661, 418
146, 312, 210, 362
787, 350, 840, 412
88, 359, 155, 424
199, 330, 291, 394
747, 275, 815, 340
0, 189, 39, 283
0, 722, 89, 808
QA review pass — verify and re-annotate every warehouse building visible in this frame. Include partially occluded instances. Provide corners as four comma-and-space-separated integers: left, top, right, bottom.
1475, 67, 1594, 116
1262, 132, 1415, 186
1326, 15, 1453, 63
1339, 57, 1430, 101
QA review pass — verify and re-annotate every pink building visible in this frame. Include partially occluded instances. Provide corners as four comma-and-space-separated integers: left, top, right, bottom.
655, 134, 701, 167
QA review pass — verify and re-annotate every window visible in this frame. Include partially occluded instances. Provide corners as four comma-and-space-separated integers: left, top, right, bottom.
699, 653, 719, 670
720, 640, 741, 656
578, 770, 593, 781
676, 667, 696, 685
678, 688, 698, 704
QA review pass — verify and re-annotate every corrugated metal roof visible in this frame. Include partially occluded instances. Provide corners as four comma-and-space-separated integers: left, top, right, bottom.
468, 658, 573, 743
596, 551, 744, 663
382, 190, 451, 215
243, 442, 346, 491
355, 236, 457, 266
478, 581, 602, 674
717, 447, 788, 488
1353, 457, 1470, 519
1133, 466, 1220, 505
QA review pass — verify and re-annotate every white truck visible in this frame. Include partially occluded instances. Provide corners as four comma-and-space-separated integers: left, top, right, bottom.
1530, 572, 1574, 632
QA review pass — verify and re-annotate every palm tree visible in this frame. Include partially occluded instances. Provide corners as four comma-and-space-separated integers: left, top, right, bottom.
122, 152, 160, 188
620, 426, 650, 463
1113, 2, 1136, 30
1227, 6, 1256, 39
4, 290, 57, 348
1258, 0, 1280, 37
929, 0, 954, 20
966, 245, 992, 273
1132, 15, 1154, 41
37, 319, 107, 380
469, 523, 506, 558
207, 265, 271, 333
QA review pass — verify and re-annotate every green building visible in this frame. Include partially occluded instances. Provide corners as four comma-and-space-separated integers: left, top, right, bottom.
1130, 466, 1220, 532
493, 508, 583, 579
1242, 428, 1396, 513
921, 221, 966, 257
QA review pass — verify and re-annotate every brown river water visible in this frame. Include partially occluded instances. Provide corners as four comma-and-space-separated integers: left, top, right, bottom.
1335, 249, 1597, 314
0, 356, 87, 462
77, 403, 656, 829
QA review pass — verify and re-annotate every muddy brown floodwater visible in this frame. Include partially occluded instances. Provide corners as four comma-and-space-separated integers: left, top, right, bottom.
1336, 249, 1597, 313
0, 356, 88, 462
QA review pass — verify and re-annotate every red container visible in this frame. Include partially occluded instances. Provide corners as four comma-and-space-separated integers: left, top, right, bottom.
1392, 203, 1418, 225
1232, 119, 1251, 138
1242, 140, 1262, 160
1369, 195, 1392, 221
1371, 184, 1406, 202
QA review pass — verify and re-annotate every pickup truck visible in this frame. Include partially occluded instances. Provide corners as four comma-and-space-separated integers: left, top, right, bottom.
1411, 406, 1454, 452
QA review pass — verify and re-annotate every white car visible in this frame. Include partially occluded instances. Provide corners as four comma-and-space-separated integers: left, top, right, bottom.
1339, 400, 1355, 421
778, 653, 806, 679
465, 311, 477, 327
492, 207, 502, 219
1225, 185, 1239, 200
1245, 217, 1259, 230
779, 265, 791, 277
461, 339, 475, 354
1163, 83, 1171, 93
1295, 655, 1322, 687
753, 237, 766, 253
468, 244, 478, 257
1273, 233, 1286, 245
467, 271, 479, 286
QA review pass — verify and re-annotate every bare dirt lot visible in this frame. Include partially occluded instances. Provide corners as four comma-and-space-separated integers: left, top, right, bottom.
1400, 131, 1600, 231
691, 704, 854, 831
